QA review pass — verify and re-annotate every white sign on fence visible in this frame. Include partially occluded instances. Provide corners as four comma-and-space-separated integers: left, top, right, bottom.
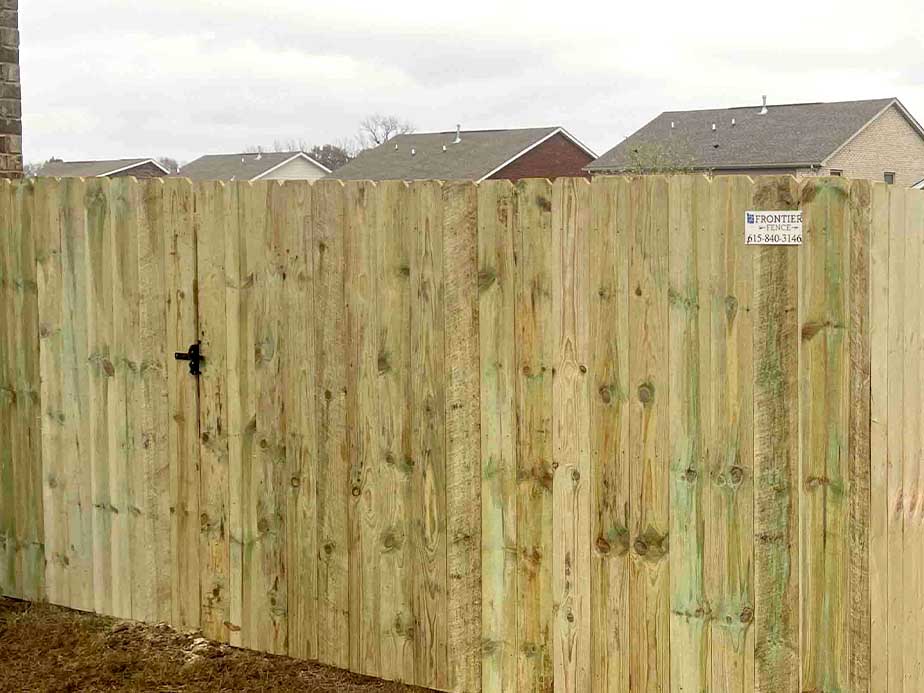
744, 210, 803, 245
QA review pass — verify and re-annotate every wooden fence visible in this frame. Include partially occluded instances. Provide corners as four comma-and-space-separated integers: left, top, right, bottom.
0, 174, 921, 692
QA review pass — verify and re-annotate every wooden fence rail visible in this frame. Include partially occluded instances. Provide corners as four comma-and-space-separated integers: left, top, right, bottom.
0, 175, 921, 692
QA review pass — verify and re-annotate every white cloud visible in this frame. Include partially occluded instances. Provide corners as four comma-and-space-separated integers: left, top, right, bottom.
20, 0, 924, 163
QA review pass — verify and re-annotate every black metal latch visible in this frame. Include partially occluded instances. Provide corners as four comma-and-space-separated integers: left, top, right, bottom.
174, 342, 203, 376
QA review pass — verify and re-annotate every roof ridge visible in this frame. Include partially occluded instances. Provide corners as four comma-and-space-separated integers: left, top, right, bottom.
396, 126, 560, 136
660, 97, 895, 115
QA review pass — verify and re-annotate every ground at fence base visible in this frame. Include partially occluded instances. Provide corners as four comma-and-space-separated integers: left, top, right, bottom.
0, 597, 434, 693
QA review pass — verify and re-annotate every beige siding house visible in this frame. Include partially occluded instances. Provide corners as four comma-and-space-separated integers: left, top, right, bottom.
180, 151, 330, 182
587, 97, 924, 186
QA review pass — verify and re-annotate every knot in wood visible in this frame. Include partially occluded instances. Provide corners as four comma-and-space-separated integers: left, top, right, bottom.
634, 539, 649, 556
638, 382, 654, 404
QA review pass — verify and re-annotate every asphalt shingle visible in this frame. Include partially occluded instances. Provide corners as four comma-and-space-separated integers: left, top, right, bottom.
586, 98, 900, 172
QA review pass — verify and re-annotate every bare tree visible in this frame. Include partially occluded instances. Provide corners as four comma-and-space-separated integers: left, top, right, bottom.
23, 159, 51, 177
357, 114, 415, 150
308, 144, 353, 171
621, 138, 699, 175
157, 156, 181, 174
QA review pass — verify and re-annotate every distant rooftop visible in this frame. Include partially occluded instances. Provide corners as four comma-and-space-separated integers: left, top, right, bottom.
179, 151, 330, 181
330, 126, 595, 181
586, 97, 921, 172
37, 158, 168, 177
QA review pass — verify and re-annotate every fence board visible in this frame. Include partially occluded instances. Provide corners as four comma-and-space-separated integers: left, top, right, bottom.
848, 179, 872, 691
514, 178, 554, 692
135, 180, 172, 624
344, 181, 380, 675
0, 181, 14, 597
588, 175, 630, 693
375, 180, 416, 684
443, 181, 481, 693
59, 178, 94, 614
668, 175, 707, 691
9, 182, 41, 600
84, 178, 114, 616
196, 180, 232, 642
410, 180, 449, 690
246, 181, 288, 653
478, 180, 518, 693
164, 178, 200, 630
752, 177, 800, 693
284, 181, 318, 661
886, 185, 906, 692
628, 175, 670, 693
868, 182, 890, 687
903, 187, 924, 690
313, 179, 350, 668
706, 176, 756, 692
550, 177, 592, 693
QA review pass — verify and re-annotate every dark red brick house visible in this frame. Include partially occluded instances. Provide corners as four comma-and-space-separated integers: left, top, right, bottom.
329, 126, 596, 182
37, 158, 170, 178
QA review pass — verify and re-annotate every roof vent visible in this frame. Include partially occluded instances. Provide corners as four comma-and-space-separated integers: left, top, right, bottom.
395, 143, 399, 151
411, 148, 416, 156
759, 95, 768, 115
453, 124, 462, 144
670, 121, 675, 129
731, 117, 736, 126
442, 144, 447, 152
256, 153, 262, 160
711, 123, 717, 131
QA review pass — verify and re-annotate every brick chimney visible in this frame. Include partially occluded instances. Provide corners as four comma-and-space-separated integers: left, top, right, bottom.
0, 0, 21, 178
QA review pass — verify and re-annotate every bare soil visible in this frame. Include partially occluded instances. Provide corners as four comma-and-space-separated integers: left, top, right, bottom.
0, 597, 433, 692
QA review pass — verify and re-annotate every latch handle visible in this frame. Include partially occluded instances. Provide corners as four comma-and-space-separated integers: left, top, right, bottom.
174, 342, 203, 376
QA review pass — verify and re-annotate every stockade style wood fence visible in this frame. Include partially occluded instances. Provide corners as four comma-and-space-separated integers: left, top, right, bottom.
0, 174, 921, 692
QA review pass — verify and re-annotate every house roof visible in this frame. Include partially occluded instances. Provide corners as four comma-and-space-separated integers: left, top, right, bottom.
586, 98, 921, 172
37, 158, 169, 177
179, 152, 331, 181
329, 127, 595, 182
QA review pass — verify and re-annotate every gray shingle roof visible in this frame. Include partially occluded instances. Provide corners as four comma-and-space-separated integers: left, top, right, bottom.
37, 158, 166, 177
329, 127, 576, 181
586, 98, 909, 172
179, 152, 328, 181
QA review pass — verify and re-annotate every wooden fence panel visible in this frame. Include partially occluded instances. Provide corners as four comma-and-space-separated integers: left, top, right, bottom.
9, 174, 924, 693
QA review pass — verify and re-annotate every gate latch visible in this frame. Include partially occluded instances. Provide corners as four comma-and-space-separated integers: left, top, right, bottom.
174, 342, 203, 376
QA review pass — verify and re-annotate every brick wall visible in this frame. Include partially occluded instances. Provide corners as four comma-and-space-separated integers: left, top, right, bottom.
823, 104, 924, 186
489, 132, 594, 181
0, 0, 20, 178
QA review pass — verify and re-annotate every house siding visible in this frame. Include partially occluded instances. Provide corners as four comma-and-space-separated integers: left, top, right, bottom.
489, 132, 593, 181
0, 0, 21, 178
822, 104, 924, 186
258, 156, 327, 181
111, 161, 167, 179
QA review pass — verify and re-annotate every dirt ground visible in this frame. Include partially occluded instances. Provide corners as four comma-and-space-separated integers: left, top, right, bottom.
0, 597, 434, 692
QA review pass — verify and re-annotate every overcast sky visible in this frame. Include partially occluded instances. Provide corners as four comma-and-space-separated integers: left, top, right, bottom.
21, 0, 924, 164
